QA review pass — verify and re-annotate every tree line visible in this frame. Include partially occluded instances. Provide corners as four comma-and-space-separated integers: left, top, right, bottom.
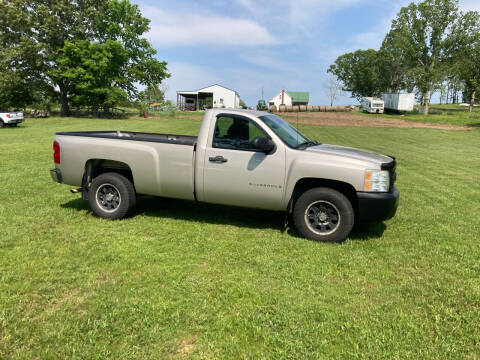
328, 0, 480, 114
0, 0, 169, 116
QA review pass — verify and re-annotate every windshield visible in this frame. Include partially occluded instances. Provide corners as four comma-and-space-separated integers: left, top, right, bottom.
258, 114, 312, 148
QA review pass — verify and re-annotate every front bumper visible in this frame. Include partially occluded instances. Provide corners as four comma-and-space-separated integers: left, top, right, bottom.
357, 187, 399, 222
50, 168, 63, 183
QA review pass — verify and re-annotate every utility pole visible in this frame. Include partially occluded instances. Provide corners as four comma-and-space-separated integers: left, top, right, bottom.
261, 87, 264, 100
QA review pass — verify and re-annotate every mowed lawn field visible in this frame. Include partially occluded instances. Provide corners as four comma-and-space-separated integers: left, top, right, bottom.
1, 115, 479, 359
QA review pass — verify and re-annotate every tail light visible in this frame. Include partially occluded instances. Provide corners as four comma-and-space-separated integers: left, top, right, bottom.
6, 114, 10, 118
53, 141, 60, 164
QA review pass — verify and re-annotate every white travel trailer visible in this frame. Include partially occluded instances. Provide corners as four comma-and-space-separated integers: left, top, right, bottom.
383, 93, 415, 112
361, 97, 384, 114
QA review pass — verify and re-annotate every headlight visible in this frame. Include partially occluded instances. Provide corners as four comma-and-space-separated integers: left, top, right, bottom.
364, 170, 390, 192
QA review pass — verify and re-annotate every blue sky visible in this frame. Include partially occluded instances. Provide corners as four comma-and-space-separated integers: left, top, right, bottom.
133, 0, 480, 106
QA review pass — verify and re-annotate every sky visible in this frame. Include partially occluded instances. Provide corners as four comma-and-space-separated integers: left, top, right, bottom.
132, 0, 480, 106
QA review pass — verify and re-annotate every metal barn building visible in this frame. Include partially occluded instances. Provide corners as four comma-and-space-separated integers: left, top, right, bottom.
177, 84, 241, 111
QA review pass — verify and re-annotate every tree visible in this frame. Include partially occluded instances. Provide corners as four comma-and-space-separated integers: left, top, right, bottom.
50, 39, 130, 111
387, 0, 460, 115
379, 31, 415, 93
450, 11, 480, 112
0, 0, 169, 116
138, 85, 166, 105
328, 49, 384, 100
324, 74, 345, 106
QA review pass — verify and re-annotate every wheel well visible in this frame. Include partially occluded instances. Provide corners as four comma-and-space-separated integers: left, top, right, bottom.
290, 178, 358, 213
84, 159, 134, 187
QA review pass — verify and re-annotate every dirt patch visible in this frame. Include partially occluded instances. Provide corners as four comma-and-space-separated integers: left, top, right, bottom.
279, 112, 471, 130
160, 111, 471, 130
44, 288, 86, 315
175, 334, 198, 357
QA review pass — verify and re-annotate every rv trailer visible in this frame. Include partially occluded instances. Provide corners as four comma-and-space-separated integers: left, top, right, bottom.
361, 97, 384, 114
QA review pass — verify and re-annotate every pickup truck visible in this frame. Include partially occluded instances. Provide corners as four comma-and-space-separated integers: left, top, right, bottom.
50, 109, 399, 242
0, 111, 24, 127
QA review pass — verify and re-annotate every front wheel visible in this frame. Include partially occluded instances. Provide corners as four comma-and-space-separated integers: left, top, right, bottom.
293, 188, 354, 243
88, 172, 136, 220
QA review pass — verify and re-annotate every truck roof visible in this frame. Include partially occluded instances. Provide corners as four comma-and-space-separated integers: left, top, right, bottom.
207, 108, 270, 117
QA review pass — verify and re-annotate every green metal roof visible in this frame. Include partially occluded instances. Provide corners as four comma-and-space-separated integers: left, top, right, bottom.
287, 91, 309, 103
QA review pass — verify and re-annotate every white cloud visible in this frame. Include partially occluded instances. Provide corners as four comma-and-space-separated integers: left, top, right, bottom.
142, 6, 276, 46
163, 62, 222, 100
236, 0, 364, 38
459, 0, 480, 12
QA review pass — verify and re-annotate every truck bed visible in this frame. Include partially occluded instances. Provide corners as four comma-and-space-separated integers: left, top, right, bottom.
55, 131, 197, 146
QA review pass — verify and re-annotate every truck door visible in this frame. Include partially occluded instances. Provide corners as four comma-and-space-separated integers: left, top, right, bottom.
202, 114, 286, 210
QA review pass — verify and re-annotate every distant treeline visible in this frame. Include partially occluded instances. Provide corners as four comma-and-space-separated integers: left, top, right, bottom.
328, 0, 480, 114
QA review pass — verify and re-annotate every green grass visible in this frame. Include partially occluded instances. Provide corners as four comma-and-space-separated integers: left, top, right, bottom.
1, 117, 480, 359
357, 103, 480, 127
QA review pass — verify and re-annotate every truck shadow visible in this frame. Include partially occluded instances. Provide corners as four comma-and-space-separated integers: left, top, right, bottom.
61, 196, 386, 241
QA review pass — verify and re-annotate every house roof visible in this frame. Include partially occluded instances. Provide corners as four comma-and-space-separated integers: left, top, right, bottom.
177, 84, 240, 96
287, 91, 309, 102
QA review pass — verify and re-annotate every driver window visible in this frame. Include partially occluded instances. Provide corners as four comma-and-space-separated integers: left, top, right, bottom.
213, 116, 265, 151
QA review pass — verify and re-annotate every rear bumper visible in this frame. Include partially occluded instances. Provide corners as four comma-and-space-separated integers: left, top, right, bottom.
50, 168, 63, 183
357, 187, 399, 222
5, 119, 23, 124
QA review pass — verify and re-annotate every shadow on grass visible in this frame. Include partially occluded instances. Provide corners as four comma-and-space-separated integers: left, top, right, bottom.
61, 195, 387, 241
62, 196, 282, 231
466, 122, 480, 127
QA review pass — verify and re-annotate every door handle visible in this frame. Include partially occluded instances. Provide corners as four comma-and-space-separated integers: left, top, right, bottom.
209, 155, 228, 163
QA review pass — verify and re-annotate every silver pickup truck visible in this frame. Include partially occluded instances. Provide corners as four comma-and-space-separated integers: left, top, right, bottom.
50, 109, 399, 242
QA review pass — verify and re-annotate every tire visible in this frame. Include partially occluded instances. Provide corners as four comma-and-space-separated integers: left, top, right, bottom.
0, 121, 4, 128
293, 187, 354, 243
88, 172, 136, 220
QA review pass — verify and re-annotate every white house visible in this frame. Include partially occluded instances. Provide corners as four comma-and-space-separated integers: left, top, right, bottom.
268, 89, 310, 107
177, 84, 241, 111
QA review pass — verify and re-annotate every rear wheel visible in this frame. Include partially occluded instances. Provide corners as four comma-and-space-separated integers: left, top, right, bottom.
0, 121, 4, 128
293, 187, 354, 243
88, 172, 136, 220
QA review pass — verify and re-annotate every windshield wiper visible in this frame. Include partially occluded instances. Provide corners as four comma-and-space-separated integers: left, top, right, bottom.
294, 140, 319, 149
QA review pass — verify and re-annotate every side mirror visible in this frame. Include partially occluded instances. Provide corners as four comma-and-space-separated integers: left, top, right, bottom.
252, 136, 275, 154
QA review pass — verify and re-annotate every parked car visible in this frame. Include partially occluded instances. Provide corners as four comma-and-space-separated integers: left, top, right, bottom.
0, 111, 24, 127
50, 109, 399, 243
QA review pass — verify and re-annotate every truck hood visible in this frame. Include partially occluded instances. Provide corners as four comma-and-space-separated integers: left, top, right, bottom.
305, 144, 393, 166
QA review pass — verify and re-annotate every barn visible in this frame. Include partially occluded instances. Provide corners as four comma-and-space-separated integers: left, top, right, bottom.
176, 84, 242, 111
268, 89, 310, 107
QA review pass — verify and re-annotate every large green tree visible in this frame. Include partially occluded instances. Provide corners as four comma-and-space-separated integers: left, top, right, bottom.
0, 0, 169, 115
50, 40, 129, 110
450, 11, 480, 112
387, 0, 460, 114
328, 49, 384, 100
